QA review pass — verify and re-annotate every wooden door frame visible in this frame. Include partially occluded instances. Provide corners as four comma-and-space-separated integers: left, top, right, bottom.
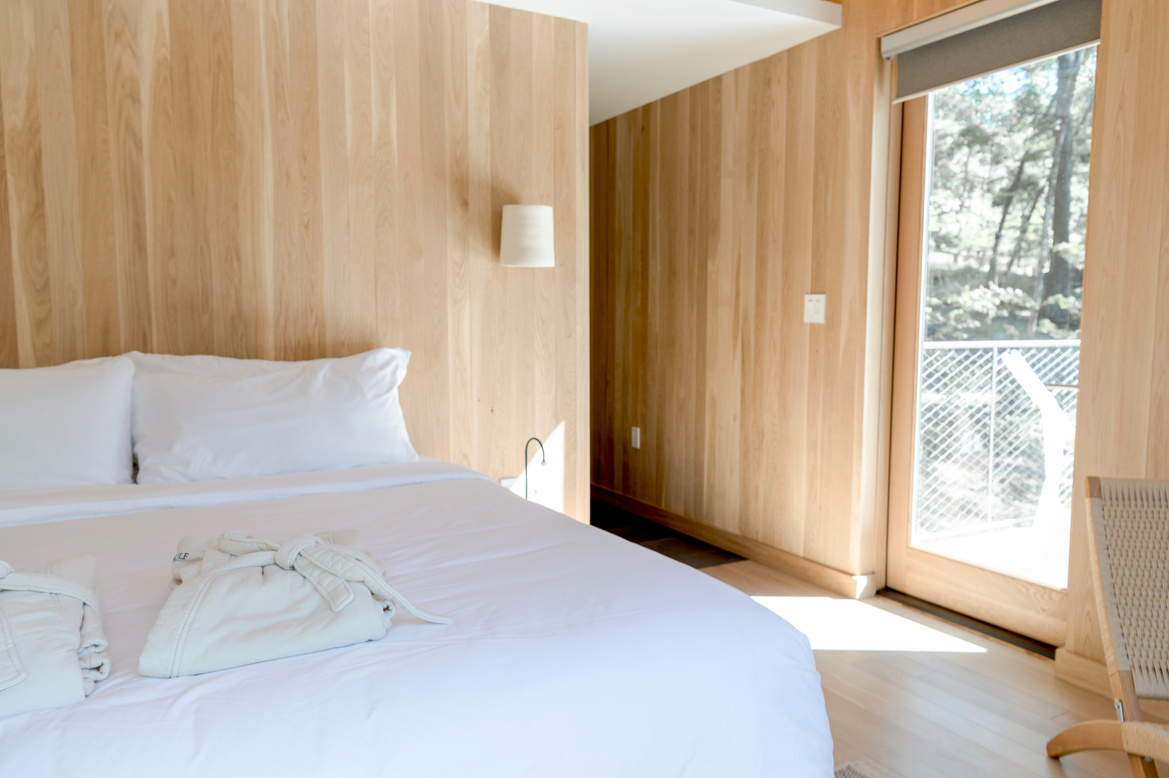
885, 96, 1068, 647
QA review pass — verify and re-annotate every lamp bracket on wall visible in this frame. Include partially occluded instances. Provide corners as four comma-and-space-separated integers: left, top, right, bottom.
524, 437, 546, 501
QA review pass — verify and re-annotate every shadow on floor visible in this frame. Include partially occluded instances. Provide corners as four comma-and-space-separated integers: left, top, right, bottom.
591, 498, 743, 570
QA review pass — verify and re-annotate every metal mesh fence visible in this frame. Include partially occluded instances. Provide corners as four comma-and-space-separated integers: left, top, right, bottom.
913, 341, 1079, 539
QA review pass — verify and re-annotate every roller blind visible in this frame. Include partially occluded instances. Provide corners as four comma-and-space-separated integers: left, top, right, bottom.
886, 0, 1101, 103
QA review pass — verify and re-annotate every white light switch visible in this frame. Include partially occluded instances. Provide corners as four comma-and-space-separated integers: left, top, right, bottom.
804, 294, 826, 324
631, 426, 641, 449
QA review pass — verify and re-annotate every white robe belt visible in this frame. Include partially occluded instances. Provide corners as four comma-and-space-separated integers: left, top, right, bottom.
139, 530, 450, 678
0, 556, 110, 719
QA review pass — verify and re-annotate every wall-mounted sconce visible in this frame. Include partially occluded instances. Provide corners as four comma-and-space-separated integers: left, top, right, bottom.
500, 205, 555, 268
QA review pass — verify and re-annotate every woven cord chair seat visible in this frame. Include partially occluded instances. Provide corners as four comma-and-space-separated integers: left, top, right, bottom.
1098, 479, 1169, 700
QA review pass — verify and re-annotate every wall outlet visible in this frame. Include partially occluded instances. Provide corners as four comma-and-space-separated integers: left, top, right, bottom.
631, 426, 641, 449
804, 294, 826, 324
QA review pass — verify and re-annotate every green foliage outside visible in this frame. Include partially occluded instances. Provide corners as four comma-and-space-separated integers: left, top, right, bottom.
925, 48, 1096, 342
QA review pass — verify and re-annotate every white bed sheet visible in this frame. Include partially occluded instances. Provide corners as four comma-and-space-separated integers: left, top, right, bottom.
0, 461, 833, 777
0, 458, 490, 528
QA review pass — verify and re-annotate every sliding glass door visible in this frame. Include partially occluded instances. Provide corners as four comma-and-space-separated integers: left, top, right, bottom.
887, 49, 1096, 644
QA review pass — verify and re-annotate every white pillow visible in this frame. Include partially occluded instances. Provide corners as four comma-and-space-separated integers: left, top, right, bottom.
0, 356, 134, 493
128, 351, 349, 377
131, 349, 418, 485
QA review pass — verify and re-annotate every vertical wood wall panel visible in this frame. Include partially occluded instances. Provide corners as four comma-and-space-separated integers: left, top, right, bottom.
69, 0, 119, 358
169, 0, 216, 355
443, 0, 471, 469
315, 0, 353, 357
463, 0, 489, 472
0, 1, 49, 366
227, 0, 271, 359
141, 0, 177, 355
36, 0, 87, 364
0, 40, 16, 368
104, 0, 152, 354
0, 0, 589, 522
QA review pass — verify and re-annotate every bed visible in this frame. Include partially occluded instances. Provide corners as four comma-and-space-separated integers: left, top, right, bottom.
0, 460, 833, 776
0, 350, 833, 776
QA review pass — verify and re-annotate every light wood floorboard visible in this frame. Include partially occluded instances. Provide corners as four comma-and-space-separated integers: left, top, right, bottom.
704, 560, 1166, 777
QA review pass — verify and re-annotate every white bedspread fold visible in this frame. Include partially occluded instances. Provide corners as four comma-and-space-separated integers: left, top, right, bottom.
0, 556, 110, 718
139, 529, 450, 678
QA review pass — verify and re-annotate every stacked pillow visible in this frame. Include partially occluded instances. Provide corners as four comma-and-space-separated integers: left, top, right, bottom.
129, 349, 418, 484
0, 357, 135, 493
0, 349, 418, 492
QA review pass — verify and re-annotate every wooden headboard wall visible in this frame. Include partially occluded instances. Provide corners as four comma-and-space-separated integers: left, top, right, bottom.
0, 0, 589, 520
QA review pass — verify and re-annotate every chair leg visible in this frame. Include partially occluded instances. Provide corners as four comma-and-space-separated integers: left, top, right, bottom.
1127, 754, 1159, 778
1048, 721, 1160, 778
1048, 720, 1124, 757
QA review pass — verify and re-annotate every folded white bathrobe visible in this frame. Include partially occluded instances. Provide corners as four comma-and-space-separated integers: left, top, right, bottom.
0, 555, 110, 719
139, 530, 450, 678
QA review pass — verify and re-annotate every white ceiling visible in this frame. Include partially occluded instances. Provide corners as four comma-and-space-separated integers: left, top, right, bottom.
486, 0, 843, 125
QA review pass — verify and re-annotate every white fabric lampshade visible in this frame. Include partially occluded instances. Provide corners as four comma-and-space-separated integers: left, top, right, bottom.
500, 205, 555, 268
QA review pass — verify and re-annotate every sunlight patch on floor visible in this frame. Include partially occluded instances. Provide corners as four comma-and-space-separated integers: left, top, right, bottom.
752, 596, 987, 653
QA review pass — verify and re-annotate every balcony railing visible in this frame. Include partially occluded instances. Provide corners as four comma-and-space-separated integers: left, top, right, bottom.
913, 340, 1080, 541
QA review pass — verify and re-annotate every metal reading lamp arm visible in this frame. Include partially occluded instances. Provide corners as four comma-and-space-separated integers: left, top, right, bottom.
524, 437, 546, 501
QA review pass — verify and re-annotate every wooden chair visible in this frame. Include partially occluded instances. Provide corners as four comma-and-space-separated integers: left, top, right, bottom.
1047, 477, 1169, 777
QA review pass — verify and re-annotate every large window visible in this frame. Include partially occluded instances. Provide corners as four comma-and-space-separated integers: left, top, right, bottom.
910, 48, 1096, 591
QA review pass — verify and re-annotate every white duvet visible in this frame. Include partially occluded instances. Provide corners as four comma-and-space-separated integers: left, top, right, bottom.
0, 461, 833, 777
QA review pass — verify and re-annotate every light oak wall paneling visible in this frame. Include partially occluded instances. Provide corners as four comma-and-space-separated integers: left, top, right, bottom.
69, 0, 119, 359
1058, 0, 1169, 679
570, 19, 590, 519
590, 0, 972, 581
865, 63, 903, 592
36, 0, 87, 365
0, 55, 15, 368
0, 0, 589, 522
104, 0, 153, 355
0, 0, 49, 366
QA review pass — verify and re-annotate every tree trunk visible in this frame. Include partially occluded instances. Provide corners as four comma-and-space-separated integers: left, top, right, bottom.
988, 151, 1030, 283
1039, 52, 1084, 328
1005, 180, 1045, 278
1027, 181, 1055, 338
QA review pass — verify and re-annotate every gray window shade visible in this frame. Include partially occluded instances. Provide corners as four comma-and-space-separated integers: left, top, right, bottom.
893, 0, 1101, 103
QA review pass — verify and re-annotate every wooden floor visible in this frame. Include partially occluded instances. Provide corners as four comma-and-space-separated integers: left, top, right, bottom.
703, 560, 1166, 778
590, 498, 744, 569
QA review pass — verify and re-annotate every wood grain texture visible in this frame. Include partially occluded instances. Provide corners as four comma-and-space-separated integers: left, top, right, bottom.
0, 55, 15, 368
590, 0, 972, 576
0, 0, 589, 521
1061, 0, 1169, 665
